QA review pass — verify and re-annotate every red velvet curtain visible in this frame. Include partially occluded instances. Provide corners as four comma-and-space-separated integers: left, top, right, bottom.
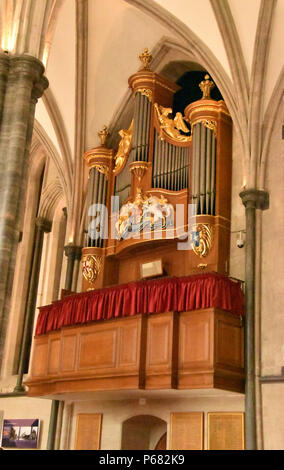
35, 273, 244, 336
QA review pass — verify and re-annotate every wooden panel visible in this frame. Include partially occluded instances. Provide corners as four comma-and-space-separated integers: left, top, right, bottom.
30, 338, 48, 377
215, 313, 244, 369
117, 318, 140, 368
78, 327, 117, 370
47, 334, 60, 375
26, 309, 244, 396
208, 412, 244, 450
74, 413, 102, 450
170, 412, 203, 450
60, 332, 77, 372
146, 313, 173, 370
179, 310, 214, 369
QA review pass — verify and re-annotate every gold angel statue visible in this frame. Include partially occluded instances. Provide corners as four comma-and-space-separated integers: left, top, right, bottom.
154, 103, 191, 142
113, 120, 133, 173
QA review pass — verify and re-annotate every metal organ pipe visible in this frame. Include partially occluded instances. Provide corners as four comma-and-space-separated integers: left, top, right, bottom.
205, 127, 212, 214
211, 133, 216, 215
200, 124, 206, 214
87, 168, 95, 246
164, 142, 169, 189
152, 131, 190, 191
191, 122, 216, 215
153, 131, 158, 188
194, 123, 201, 213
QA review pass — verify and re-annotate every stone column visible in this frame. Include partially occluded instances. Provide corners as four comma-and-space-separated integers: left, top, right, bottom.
64, 245, 82, 291
47, 400, 60, 450
0, 54, 48, 366
71, 248, 82, 292
240, 188, 269, 450
0, 52, 9, 126
14, 217, 52, 392
54, 401, 64, 450
60, 402, 73, 450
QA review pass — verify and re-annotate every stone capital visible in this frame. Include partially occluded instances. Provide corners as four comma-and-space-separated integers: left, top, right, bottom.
31, 75, 49, 103
239, 189, 269, 210
9, 54, 47, 86
64, 245, 82, 260
35, 217, 52, 233
0, 51, 10, 74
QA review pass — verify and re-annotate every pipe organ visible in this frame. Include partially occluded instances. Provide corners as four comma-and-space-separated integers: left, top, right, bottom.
81, 49, 232, 292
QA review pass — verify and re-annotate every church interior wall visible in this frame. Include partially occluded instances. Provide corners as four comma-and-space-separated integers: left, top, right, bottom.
69, 394, 245, 450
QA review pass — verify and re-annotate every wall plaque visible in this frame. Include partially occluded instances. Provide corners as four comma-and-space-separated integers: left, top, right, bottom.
208, 412, 244, 450
170, 412, 203, 450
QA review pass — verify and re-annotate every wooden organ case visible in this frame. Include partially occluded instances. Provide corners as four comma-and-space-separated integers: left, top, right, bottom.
26, 50, 244, 399
81, 50, 232, 292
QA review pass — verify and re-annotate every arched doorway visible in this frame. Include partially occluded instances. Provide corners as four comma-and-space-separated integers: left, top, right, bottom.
121, 415, 167, 450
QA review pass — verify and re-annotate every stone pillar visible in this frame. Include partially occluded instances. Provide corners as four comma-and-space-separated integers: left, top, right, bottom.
71, 248, 82, 292
14, 217, 52, 392
0, 54, 48, 366
64, 245, 82, 291
240, 188, 269, 450
60, 402, 73, 450
0, 52, 9, 126
47, 400, 60, 450
54, 401, 64, 450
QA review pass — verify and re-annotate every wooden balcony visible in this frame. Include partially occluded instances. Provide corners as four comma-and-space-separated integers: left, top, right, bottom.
26, 308, 244, 396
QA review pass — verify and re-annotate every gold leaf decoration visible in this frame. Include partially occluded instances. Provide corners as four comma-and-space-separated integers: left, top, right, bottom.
154, 103, 191, 143
113, 120, 133, 174
136, 88, 152, 102
81, 255, 103, 284
191, 223, 214, 258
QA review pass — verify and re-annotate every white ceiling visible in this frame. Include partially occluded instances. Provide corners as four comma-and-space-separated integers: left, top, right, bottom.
34, 0, 284, 165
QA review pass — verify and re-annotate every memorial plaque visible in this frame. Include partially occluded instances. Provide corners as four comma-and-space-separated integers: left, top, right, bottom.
74, 413, 102, 450
170, 412, 203, 450
208, 412, 244, 450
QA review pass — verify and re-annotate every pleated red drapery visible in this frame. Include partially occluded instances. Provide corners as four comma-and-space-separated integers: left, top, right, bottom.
35, 273, 244, 336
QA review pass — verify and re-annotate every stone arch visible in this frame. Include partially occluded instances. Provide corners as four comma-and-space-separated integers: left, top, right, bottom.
121, 414, 167, 450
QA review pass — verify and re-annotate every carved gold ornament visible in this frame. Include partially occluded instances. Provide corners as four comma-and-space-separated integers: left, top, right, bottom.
191, 223, 214, 258
154, 103, 191, 143
199, 74, 215, 99
113, 120, 133, 174
191, 119, 217, 137
136, 88, 152, 102
129, 161, 149, 182
98, 125, 109, 146
82, 255, 103, 284
139, 48, 152, 70
116, 188, 174, 240
89, 163, 110, 179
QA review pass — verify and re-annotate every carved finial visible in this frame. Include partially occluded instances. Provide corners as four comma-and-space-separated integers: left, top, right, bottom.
199, 74, 215, 99
139, 48, 152, 70
98, 125, 109, 147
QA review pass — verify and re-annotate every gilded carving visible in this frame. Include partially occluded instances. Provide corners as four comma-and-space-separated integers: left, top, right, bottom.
116, 188, 174, 240
191, 223, 214, 258
199, 74, 215, 99
82, 255, 103, 284
139, 48, 152, 70
113, 120, 133, 174
191, 119, 217, 136
136, 88, 152, 102
98, 125, 109, 146
129, 161, 149, 182
89, 163, 110, 179
154, 103, 191, 143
